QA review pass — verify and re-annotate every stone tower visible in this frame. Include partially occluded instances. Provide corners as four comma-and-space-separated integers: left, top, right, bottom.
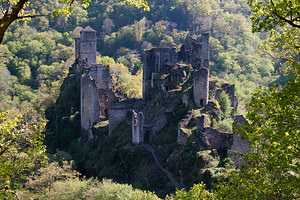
78, 26, 116, 140
194, 67, 209, 107
201, 33, 209, 68
81, 76, 100, 140
77, 26, 97, 65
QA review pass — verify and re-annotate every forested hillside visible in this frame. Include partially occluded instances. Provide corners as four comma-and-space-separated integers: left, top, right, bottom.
1, 0, 298, 198
0, 0, 279, 117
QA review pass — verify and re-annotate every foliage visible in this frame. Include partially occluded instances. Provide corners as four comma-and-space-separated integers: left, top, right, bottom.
258, 26, 299, 75
217, 91, 232, 118
248, 0, 299, 77
98, 55, 143, 98
166, 183, 216, 200
20, 159, 79, 199
0, 0, 290, 198
45, 73, 81, 152
0, 24, 72, 117
247, 0, 300, 32
215, 0, 300, 196
213, 118, 233, 133
21, 177, 160, 200
0, 0, 149, 44
0, 111, 46, 198
217, 79, 300, 199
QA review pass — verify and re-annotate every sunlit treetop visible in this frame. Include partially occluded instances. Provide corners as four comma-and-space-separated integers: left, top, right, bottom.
248, 0, 300, 32
0, 0, 149, 44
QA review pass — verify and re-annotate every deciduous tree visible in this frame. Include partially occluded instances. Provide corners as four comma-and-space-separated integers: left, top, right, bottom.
215, 0, 300, 199
0, 111, 46, 199
0, 0, 149, 44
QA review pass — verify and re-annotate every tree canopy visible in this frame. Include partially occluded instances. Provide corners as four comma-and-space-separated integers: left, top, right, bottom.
0, 111, 46, 199
215, 0, 300, 199
247, 0, 300, 32
0, 0, 149, 44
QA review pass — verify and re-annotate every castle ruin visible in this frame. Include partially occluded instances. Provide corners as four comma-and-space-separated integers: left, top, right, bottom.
76, 26, 246, 158
76, 26, 116, 140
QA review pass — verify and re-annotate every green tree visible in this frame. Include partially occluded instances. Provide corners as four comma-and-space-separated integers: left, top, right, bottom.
248, 0, 299, 75
218, 91, 232, 118
247, 0, 300, 32
166, 183, 216, 200
0, 111, 46, 199
215, 0, 300, 199
0, 0, 149, 44
21, 160, 79, 198
21, 177, 161, 200
217, 80, 300, 199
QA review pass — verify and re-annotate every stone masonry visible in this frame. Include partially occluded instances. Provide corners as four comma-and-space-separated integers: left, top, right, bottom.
194, 67, 209, 107
76, 26, 245, 158
77, 26, 116, 140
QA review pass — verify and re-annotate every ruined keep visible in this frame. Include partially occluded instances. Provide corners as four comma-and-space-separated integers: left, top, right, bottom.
143, 32, 210, 103
76, 26, 116, 139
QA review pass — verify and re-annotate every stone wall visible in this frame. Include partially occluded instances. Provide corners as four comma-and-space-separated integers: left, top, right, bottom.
81, 75, 100, 140
132, 110, 144, 144
78, 26, 119, 140
201, 33, 209, 68
177, 111, 193, 145
178, 32, 209, 70
143, 47, 177, 100
109, 102, 129, 134
79, 26, 97, 65
194, 67, 209, 106
196, 127, 233, 152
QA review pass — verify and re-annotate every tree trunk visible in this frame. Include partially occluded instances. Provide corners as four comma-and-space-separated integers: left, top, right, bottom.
0, 0, 29, 44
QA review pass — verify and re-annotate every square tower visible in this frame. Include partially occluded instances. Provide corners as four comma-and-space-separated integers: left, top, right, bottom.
79, 26, 97, 65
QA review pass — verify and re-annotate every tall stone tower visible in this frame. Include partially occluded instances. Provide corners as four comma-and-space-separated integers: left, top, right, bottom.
201, 33, 209, 68
194, 67, 209, 107
78, 26, 97, 65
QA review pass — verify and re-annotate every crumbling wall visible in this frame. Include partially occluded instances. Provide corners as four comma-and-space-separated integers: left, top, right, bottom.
109, 102, 129, 134
201, 33, 209, 68
75, 37, 81, 61
81, 75, 100, 140
178, 32, 209, 70
91, 65, 111, 90
201, 128, 232, 150
132, 110, 144, 144
194, 67, 209, 107
143, 47, 177, 100
177, 111, 193, 145
228, 115, 249, 164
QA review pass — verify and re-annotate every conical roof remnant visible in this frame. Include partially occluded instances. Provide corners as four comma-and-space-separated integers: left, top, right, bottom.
82, 26, 97, 32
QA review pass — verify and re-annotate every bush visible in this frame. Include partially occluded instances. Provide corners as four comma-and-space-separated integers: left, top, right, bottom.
217, 91, 232, 118
24, 178, 161, 200
213, 118, 233, 133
